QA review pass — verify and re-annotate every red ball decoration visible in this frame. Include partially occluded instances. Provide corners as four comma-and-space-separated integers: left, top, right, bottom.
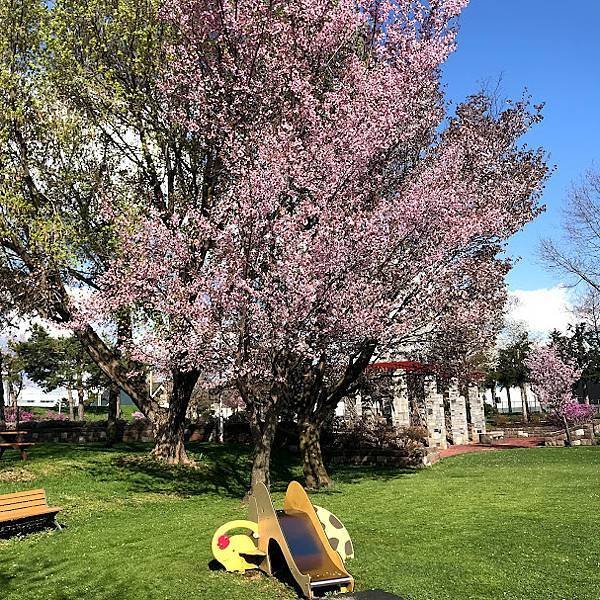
217, 534, 230, 550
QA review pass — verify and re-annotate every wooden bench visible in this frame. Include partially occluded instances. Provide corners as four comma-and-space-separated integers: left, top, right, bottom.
0, 442, 35, 461
0, 489, 62, 537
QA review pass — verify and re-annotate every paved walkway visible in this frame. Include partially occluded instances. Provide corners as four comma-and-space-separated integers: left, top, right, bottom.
438, 437, 544, 459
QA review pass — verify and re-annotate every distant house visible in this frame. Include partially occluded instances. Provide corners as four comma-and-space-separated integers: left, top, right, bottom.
16, 384, 65, 409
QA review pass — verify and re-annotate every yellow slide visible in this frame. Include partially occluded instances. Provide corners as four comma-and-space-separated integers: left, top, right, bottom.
248, 481, 354, 599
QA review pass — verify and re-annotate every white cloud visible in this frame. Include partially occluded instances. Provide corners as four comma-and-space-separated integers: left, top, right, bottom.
508, 286, 573, 336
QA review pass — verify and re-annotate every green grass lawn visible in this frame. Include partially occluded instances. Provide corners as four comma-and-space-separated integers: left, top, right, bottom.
25, 405, 139, 421
1, 443, 599, 600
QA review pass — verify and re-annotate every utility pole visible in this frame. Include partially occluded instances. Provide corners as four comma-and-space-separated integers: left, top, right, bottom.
0, 350, 5, 424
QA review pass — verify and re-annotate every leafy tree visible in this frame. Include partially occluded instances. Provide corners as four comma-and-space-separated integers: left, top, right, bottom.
0, 0, 205, 462
83, 0, 546, 490
0, 0, 548, 486
13, 324, 109, 420
550, 323, 600, 403
488, 329, 532, 419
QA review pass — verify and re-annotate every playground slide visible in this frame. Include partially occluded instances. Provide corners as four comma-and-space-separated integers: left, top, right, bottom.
249, 481, 354, 599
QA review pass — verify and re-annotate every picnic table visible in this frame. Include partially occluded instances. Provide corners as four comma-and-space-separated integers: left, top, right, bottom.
0, 431, 34, 461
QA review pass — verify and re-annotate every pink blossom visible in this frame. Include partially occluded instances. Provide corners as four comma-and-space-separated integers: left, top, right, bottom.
526, 346, 594, 425
72, 0, 547, 398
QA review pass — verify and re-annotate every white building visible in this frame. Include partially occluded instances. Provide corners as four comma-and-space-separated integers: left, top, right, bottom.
484, 384, 542, 414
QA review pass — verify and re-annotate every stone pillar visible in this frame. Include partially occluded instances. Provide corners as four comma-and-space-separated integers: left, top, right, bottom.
424, 376, 447, 450
355, 392, 363, 418
468, 384, 486, 441
391, 373, 410, 427
449, 379, 469, 445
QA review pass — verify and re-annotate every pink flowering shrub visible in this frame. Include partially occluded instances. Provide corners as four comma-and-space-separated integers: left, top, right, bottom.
132, 411, 147, 420
2, 407, 34, 422
526, 346, 595, 430
562, 401, 596, 425
43, 411, 68, 421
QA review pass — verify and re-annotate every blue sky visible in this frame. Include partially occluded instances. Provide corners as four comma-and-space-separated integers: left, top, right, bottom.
442, 0, 600, 292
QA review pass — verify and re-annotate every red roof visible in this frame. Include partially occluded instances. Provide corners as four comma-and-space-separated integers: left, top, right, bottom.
368, 360, 485, 382
367, 360, 433, 373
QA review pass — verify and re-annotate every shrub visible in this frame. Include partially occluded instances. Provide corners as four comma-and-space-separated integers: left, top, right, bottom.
43, 411, 68, 421
2, 407, 35, 422
132, 411, 147, 420
494, 414, 509, 427
330, 417, 427, 452
484, 402, 499, 419
563, 402, 597, 425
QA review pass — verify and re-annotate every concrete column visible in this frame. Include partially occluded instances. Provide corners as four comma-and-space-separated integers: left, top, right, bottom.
391, 373, 410, 427
424, 375, 447, 450
468, 384, 486, 441
449, 379, 469, 445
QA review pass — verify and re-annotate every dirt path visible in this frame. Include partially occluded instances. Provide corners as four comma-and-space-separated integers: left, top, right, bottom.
438, 437, 544, 459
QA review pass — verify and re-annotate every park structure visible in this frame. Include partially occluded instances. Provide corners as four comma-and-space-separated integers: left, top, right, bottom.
344, 361, 486, 450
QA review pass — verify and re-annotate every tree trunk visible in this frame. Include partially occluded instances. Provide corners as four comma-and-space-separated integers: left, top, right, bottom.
77, 374, 85, 421
217, 396, 224, 444
248, 405, 278, 491
562, 415, 572, 447
106, 383, 120, 448
584, 381, 590, 404
299, 418, 331, 490
9, 384, 18, 426
506, 387, 513, 414
66, 388, 75, 420
520, 385, 529, 423
150, 370, 198, 465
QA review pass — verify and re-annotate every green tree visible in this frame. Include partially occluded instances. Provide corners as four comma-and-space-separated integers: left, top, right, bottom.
490, 329, 532, 420
14, 324, 109, 420
550, 322, 600, 403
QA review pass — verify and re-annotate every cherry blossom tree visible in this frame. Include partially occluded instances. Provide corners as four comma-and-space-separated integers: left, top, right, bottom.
75, 0, 548, 488
0, 0, 546, 481
526, 345, 594, 444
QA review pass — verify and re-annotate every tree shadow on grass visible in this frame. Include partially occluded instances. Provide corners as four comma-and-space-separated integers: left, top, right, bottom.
66, 442, 299, 499
1, 441, 142, 465
309, 464, 418, 498
0, 551, 70, 590
7, 441, 416, 500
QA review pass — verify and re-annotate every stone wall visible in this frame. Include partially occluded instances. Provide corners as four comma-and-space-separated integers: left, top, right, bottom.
13, 420, 208, 444
17, 420, 114, 444
327, 447, 438, 468
543, 425, 597, 447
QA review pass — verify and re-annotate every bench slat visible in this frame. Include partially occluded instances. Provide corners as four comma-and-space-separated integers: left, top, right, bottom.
0, 496, 46, 508
0, 499, 49, 512
0, 489, 46, 502
0, 443, 35, 447
0, 488, 61, 531
0, 506, 61, 524
0, 493, 45, 502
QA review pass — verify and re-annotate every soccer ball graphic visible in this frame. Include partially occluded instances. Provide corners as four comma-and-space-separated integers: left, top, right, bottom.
313, 505, 354, 562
